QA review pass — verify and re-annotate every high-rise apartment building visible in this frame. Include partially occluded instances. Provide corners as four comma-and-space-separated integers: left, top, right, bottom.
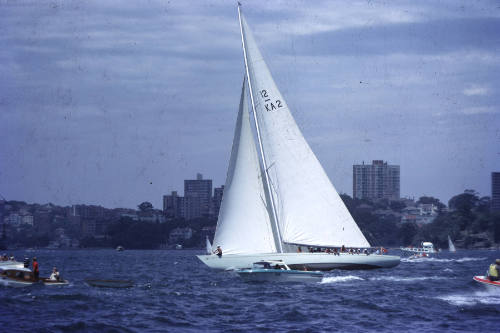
492, 172, 500, 211
184, 173, 212, 218
353, 160, 400, 200
212, 186, 224, 218
163, 191, 181, 218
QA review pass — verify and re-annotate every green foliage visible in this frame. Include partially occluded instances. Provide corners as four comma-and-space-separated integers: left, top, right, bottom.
138, 202, 154, 212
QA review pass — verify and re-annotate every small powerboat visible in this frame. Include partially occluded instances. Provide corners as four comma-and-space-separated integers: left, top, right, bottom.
85, 279, 134, 288
236, 261, 323, 282
41, 277, 69, 286
473, 276, 500, 287
1, 267, 70, 287
0, 267, 36, 287
116, 246, 124, 252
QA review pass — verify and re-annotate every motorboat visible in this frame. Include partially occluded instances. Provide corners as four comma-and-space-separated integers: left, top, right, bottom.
236, 260, 323, 282
116, 246, 125, 252
401, 242, 437, 259
40, 277, 69, 286
85, 279, 134, 288
0, 267, 36, 287
1, 267, 69, 287
473, 276, 500, 287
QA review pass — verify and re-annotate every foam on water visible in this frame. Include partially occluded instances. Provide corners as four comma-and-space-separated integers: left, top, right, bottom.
369, 276, 442, 282
402, 257, 487, 263
321, 275, 364, 284
437, 289, 500, 306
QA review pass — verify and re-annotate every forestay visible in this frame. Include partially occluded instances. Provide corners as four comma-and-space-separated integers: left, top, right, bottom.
212, 79, 277, 255
239, 13, 370, 248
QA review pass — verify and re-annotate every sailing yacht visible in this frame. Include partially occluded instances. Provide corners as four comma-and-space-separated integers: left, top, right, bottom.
448, 235, 456, 252
197, 5, 400, 271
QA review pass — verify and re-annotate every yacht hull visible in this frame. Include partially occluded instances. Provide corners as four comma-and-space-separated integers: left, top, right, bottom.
197, 253, 400, 271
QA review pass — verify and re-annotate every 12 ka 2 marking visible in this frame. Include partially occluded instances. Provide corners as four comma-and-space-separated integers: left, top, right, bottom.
259, 89, 283, 112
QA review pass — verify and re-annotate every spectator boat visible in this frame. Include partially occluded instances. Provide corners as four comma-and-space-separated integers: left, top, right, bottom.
236, 261, 323, 282
473, 276, 500, 287
0, 267, 36, 287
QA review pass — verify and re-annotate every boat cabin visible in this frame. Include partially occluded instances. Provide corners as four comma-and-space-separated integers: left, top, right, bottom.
1, 267, 35, 282
252, 261, 291, 271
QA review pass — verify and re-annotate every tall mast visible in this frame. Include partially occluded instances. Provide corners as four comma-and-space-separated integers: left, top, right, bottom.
237, 4, 283, 253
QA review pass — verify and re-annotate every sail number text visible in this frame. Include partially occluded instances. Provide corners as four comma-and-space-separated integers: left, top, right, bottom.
259, 89, 283, 112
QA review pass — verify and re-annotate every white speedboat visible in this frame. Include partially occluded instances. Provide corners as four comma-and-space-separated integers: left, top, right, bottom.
236, 261, 323, 282
197, 5, 400, 272
0, 267, 36, 287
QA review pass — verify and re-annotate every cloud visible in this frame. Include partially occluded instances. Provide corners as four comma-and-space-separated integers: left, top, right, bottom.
463, 85, 490, 96
461, 106, 498, 115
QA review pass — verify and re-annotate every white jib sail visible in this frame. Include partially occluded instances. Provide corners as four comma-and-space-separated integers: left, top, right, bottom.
239, 12, 370, 248
212, 78, 277, 255
448, 235, 456, 252
206, 236, 212, 255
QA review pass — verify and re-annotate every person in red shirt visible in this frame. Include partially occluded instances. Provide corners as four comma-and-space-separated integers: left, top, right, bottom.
32, 257, 39, 281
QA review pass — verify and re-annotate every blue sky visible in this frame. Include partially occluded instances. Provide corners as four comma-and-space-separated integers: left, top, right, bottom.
1, 0, 499, 209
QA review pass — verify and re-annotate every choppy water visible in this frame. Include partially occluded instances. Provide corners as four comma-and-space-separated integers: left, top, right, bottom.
1, 249, 499, 332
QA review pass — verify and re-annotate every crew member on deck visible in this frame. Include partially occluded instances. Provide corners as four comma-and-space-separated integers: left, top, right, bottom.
50, 267, 60, 281
487, 259, 500, 281
32, 257, 39, 281
214, 246, 223, 258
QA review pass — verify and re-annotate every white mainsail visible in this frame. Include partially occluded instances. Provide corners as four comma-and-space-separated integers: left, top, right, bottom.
239, 12, 370, 248
211, 79, 277, 255
448, 235, 456, 252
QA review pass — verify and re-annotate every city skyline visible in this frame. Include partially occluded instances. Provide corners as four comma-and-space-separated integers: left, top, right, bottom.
1, 1, 499, 209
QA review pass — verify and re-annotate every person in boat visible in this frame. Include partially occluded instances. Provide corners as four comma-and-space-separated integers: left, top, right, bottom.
341, 245, 346, 253
213, 246, 222, 258
32, 257, 39, 281
297, 246, 302, 253
9, 254, 15, 261
333, 248, 339, 256
487, 259, 500, 281
23, 257, 30, 268
49, 267, 60, 281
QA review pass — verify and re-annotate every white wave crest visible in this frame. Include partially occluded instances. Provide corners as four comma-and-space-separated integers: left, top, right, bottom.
402, 257, 487, 263
437, 289, 500, 306
321, 275, 364, 284
369, 276, 442, 282
455, 257, 487, 263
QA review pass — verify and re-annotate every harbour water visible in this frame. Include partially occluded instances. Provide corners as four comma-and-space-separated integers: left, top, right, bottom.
1, 249, 499, 332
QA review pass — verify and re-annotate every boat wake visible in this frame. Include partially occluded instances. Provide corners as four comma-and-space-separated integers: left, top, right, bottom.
321, 275, 364, 284
401, 257, 486, 263
436, 289, 500, 306
369, 276, 442, 282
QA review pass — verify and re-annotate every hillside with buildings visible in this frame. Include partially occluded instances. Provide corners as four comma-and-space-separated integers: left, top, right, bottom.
1, 171, 498, 250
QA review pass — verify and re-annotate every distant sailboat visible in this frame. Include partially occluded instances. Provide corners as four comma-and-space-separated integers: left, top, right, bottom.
206, 236, 212, 255
448, 235, 456, 252
197, 5, 400, 271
